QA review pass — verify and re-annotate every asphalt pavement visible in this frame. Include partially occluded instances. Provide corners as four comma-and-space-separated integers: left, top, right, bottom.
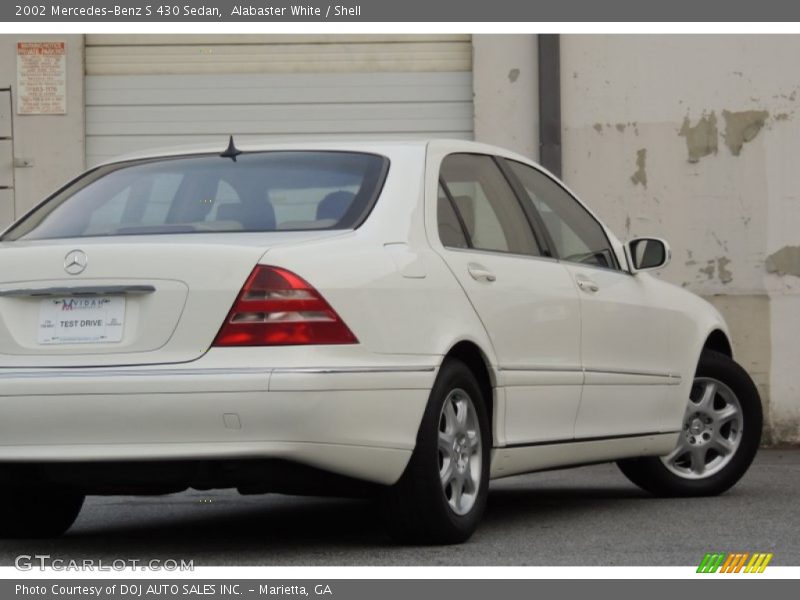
1, 448, 797, 566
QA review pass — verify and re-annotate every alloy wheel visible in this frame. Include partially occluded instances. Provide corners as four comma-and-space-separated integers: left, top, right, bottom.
437, 388, 483, 516
661, 377, 743, 479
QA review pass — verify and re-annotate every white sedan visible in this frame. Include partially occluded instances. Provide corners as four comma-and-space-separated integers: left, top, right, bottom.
0, 139, 761, 543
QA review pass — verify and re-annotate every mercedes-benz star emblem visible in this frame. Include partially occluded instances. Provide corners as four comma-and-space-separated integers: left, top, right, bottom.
64, 250, 88, 275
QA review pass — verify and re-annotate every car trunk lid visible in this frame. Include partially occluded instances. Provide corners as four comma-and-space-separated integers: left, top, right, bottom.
0, 232, 343, 367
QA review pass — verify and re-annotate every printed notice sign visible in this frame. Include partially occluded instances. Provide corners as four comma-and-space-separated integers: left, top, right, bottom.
16, 41, 67, 115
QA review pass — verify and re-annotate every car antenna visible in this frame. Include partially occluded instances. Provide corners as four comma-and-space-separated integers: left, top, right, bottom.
220, 135, 242, 161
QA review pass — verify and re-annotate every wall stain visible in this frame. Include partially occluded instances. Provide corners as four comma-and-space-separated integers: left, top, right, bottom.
765, 246, 800, 277
615, 123, 626, 132
711, 232, 729, 252
508, 68, 520, 83
699, 260, 716, 280
775, 112, 792, 121
717, 257, 733, 284
630, 148, 647, 188
593, 123, 603, 133
679, 112, 718, 163
722, 109, 769, 156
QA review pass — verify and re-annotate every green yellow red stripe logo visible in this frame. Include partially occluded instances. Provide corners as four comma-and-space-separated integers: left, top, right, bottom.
697, 552, 773, 573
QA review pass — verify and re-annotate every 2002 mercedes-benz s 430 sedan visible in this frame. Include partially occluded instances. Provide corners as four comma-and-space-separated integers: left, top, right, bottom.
0, 139, 761, 543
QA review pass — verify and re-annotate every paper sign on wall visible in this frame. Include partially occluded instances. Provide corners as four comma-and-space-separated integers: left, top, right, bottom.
16, 41, 67, 115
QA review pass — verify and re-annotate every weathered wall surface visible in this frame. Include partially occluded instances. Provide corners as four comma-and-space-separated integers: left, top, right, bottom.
560, 35, 800, 443
0, 34, 85, 226
472, 34, 539, 160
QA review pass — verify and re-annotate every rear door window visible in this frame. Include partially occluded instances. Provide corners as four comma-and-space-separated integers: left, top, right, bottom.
438, 153, 541, 256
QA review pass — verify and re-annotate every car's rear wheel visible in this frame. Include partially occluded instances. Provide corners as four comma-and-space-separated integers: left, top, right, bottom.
618, 350, 762, 496
381, 358, 490, 544
0, 487, 84, 538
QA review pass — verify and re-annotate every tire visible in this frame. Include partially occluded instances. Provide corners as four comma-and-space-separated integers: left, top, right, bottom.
381, 358, 491, 544
618, 349, 762, 497
0, 488, 84, 538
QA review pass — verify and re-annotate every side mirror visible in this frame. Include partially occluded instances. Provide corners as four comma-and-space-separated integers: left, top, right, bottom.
625, 237, 671, 273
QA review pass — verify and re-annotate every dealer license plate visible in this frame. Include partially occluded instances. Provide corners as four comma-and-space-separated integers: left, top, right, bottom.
38, 296, 126, 344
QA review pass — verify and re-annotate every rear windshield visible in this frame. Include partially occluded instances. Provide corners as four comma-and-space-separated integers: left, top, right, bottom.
2, 151, 389, 241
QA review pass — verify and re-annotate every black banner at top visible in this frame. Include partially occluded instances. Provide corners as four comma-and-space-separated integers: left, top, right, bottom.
3, 0, 800, 22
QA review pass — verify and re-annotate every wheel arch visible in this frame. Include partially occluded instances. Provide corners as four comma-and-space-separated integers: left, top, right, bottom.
441, 340, 497, 446
703, 329, 733, 359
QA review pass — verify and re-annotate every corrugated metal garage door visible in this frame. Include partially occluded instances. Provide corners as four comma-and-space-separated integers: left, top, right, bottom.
85, 35, 474, 166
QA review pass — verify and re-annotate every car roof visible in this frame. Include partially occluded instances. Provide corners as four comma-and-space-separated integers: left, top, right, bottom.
97, 138, 538, 169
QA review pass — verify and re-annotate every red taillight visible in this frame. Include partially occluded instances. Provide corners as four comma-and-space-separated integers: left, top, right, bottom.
213, 266, 358, 346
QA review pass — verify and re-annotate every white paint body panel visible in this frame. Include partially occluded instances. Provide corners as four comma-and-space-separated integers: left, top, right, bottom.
0, 140, 730, 486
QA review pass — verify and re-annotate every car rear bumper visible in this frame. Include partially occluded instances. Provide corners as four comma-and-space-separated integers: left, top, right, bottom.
0, 362, 437, 486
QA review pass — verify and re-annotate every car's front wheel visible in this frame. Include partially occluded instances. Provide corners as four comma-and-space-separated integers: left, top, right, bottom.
618, 350, 762, 496
0, 487, 84, 538
381, 358, 490, 544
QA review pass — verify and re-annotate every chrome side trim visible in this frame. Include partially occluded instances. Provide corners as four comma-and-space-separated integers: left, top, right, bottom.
585, 367, 682, 380
272, 366, 437, 375
0, 367, 271, 379
499, 365, 582, 373
0, 365, 436, 379
498, 365, 681, 382
0, 285, 156, 298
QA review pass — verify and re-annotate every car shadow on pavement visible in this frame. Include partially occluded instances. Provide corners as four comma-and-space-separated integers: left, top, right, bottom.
0, 482, 653, 563
482, 485, 649, 526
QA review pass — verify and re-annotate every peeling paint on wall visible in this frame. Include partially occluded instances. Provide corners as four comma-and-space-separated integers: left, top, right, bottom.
717, 257, 733, 284
765, 246, 800, 277
695, 257, 733, 283
679, 112, 718, 163
630, 148, 647, 188
699, 260, 716, 280
507, 68, 520, 83
722, 109, 769, 156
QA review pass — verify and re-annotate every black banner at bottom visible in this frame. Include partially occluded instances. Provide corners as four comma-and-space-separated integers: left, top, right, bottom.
3, 579, 795, 600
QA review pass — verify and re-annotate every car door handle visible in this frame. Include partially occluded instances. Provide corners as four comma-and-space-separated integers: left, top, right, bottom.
468, 264, 496, 282
576, 278, 599, 293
